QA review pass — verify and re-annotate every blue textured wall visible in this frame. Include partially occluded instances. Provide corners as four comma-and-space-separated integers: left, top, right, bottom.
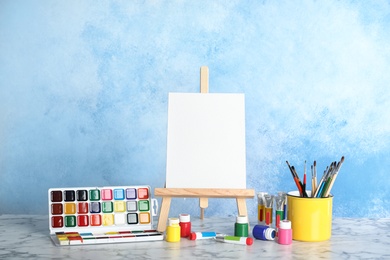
1, 1, 390, 218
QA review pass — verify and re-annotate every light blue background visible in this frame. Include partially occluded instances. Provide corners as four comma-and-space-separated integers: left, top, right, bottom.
1, 0, 390, 218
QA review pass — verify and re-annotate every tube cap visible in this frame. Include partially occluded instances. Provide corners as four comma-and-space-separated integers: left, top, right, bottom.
168, 218, 179, 225
252, 225, 276, 240
189, 232, 197, 240
236, 215, 248, 224
179, 213, 190, 222
246, 237, 254, 245
279, 220, 291, 229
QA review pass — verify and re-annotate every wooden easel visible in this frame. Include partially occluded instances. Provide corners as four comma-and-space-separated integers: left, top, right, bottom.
154, 66, 255, 232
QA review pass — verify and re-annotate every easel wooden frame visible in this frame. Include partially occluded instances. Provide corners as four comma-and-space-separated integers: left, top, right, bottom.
155, 66, 255, 232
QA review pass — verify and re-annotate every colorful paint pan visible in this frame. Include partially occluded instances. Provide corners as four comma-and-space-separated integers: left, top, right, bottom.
48, 185, 163, 246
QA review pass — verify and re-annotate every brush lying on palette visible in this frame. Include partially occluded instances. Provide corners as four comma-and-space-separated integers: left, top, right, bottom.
286, 156, 345, 198
48, 185, 163, 246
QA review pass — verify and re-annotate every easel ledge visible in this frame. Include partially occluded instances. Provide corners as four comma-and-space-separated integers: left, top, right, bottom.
155, 188, 255, 232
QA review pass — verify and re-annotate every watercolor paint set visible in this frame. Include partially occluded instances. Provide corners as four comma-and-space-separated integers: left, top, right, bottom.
48, 185, 163, 246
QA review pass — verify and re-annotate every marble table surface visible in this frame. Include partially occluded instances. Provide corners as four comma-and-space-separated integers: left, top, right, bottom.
0, 215, 389, 259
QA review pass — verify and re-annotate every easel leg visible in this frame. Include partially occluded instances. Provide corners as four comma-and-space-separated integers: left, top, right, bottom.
199, 197, 208, 219
236, 198, 250, 231
157, 196, 172, 232
236, 198, 247, 216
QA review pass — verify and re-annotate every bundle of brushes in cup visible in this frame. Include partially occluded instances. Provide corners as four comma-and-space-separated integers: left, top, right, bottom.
286, 156, 345, 198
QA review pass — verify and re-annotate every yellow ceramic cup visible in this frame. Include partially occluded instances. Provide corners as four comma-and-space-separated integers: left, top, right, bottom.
287, 191, 333, 242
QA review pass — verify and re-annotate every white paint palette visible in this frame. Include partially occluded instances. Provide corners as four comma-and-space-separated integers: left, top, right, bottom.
48, 185, 163, 245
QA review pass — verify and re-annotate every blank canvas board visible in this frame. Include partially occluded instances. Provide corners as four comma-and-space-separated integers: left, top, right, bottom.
165, 93, 246, 189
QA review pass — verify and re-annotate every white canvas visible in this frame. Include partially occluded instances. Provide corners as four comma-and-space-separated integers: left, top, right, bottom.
165, 93, 246, 189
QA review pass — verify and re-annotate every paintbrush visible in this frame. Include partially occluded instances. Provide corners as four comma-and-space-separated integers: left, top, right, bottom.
286, 161, 303, 196
323, 156, 345, 197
